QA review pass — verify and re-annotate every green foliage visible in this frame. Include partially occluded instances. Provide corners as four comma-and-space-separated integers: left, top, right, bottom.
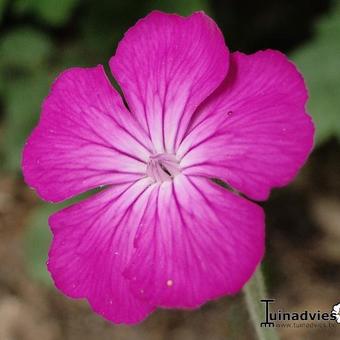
13, 0, 80, 26
0, 0, 8, 22
25, 203, 55, 285
0, 28, 53, 69
2, 73, 52, 170
149, 0, 210, 14
291, 2, 340, 145
0, 29, 53, 170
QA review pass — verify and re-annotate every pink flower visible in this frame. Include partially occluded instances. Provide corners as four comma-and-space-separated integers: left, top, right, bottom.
22, 11, 314, 324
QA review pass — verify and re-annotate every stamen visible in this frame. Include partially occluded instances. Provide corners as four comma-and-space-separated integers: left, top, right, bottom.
159, 163, 172, 177
146, 153, 181, 183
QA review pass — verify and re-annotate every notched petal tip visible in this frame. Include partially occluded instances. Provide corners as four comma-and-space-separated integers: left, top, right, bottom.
21, 64, 148, 203
180, 48, 315, 201
109, 8, 229, 153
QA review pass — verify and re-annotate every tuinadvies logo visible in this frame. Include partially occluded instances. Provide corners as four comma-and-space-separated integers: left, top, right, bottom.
260, 299, 339, 327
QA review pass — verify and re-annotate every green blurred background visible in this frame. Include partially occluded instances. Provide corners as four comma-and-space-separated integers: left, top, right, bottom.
0, 0, 339, 339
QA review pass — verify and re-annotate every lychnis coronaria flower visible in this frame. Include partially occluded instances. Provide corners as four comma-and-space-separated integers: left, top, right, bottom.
22, 11, 314, 324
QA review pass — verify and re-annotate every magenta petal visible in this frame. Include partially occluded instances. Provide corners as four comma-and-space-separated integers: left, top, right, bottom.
179, 50, 314, 201
124, 175, 264, 308
110, 11, 229, 154
48, 178, 156, 324
22, 65, 152, 202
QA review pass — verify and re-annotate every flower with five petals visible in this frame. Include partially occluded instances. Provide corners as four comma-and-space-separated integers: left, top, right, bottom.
22, 11, 314, 324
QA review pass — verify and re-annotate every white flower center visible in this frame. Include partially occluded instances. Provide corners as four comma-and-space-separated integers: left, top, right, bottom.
146, 153, 181, 183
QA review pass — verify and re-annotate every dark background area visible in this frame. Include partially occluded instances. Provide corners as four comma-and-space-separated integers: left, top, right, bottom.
0, 0, 339, 339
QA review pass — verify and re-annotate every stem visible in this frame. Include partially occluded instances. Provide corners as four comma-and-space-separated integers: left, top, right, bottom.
243, 266, 279, 340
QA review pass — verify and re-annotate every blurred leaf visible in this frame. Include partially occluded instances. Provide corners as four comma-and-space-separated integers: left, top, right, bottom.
25, 203, 55, 285
0, 68, 5, 94
0, 0, 8, 22
77, 0, 145, 64
2, 72, 52, 170
0, 28, 53, 69
0, 27, 54, 171
291, 2, 340, 145
14, 0, 79, 26
148, 0, 210, 15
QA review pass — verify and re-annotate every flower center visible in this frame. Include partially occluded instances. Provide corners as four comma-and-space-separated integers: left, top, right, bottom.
146, 153, 181, 183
